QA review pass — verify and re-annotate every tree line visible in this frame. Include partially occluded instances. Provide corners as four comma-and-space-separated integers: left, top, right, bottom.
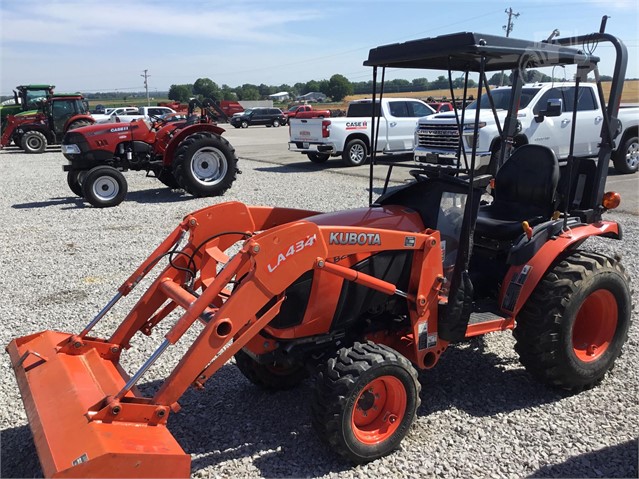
168, 74, 354, 103
74, 70, 616, 105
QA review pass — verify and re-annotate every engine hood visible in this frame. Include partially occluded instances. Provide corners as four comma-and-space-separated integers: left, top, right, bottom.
308, 205, 424, 232
66, 122, 132, 138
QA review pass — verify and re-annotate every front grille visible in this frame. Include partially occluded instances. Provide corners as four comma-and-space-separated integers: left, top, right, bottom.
416, 123, 460, 150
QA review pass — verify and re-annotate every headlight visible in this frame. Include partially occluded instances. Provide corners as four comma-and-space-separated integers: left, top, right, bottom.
463, 122, 486, 131
62, 144, 81, 154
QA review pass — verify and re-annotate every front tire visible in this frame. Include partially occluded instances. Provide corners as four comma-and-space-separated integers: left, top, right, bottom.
613, 135, 639, 174
241, 121, 249, 128
272, 119, 280, 127
82, 166, 128, 208
234, 349, 307, 390
342, 139, 368, 167
20, 131, 47, 154
67, 170, 87, 197
311, 342, 420, 463
307, 152, 330, 163
172, 132, 237, 197
514, 251, 632, 391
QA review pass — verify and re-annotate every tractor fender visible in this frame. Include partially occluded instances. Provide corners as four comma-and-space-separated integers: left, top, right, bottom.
163, 123, 226, 166
499, 221, 621, 317
63, 114, 95, 131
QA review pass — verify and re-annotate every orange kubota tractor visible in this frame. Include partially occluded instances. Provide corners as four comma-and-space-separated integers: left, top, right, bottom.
7, 19, 633, 477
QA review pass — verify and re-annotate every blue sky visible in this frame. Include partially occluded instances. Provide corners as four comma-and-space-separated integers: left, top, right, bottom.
1, 0, 637, 95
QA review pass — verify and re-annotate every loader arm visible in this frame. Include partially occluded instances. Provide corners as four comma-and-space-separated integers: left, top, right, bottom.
7, 201, 443, 477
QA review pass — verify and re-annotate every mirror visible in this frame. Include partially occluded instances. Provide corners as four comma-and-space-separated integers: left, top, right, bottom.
535, 98, 562, 123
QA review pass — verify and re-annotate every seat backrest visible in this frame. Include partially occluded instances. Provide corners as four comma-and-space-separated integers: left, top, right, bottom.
494, 144, 559, 216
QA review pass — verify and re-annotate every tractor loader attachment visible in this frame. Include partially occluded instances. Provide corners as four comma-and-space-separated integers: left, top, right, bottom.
7, 200, 444, 477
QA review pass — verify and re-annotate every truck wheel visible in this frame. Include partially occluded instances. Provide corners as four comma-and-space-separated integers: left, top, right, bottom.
82, 166, 128, 208
234, 349, 307, 390
307, 152, 330, 163
67, 170, 87, 197
311, 341, 420, 463
172, 132, 238, 197
342, 139, 368, 167
67, 119, 92, 131
612, 135, 639, 174
514, 251, 632, 391
241, 121, 249, 129
20, 131, 47, 154
272, 119, 281, 127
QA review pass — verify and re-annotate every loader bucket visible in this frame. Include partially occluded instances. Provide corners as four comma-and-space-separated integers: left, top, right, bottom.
7, 330, 191, 478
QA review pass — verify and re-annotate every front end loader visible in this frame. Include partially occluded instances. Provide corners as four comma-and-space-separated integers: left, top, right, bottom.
8, 19, 633, 477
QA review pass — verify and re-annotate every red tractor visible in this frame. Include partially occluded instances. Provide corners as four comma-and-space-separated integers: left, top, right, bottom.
0, 93, 94, 153
61, 99, 239, 208
6, 21, 634, 477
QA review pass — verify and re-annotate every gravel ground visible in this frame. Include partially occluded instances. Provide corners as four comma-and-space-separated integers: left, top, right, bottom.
0, 146, 637, 478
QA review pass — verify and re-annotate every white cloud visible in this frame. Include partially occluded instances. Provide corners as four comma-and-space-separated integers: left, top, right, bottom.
1, 0, 324, 45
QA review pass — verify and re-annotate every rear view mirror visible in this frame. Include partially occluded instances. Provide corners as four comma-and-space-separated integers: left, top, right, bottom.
535, 98, 562, 123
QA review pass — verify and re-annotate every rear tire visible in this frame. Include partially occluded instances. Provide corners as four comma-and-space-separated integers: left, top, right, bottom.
20, 131, 47, 154
311, 341, 420, 463
82, 166, 128, 208
612, 135, 639, 174
67, 170, 87, 197
342, 139, 368, 167
234, 349, 307, 390
172, 132, 237, 197
155, 168, 180, 188
514, 251, 632, 391
307, 152, 330, 163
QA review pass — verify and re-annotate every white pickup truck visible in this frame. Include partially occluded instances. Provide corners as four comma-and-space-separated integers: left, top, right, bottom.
92, 106, 176, 124
414, 82, 639, 174
288, 98, 435, 166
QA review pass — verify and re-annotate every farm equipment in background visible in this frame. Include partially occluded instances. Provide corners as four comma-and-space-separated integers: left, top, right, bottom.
159, 98, 241, 121
0, 92, 94, 153
0, 84, 56, 128
7, 19, 633, 478
61, 98, 238, 207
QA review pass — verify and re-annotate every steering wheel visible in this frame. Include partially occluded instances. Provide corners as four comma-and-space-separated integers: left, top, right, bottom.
149, 114, 167, 130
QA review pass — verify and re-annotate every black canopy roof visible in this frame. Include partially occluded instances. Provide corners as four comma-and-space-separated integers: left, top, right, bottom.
364, 32, 599, 72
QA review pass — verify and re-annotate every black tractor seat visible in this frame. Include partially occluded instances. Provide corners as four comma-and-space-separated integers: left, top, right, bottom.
475, 144, 559, 241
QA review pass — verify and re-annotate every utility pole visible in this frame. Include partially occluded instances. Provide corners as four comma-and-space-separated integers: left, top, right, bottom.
500, 7, 521, 86
141, 69, 151, 106
503, 7, 520, 38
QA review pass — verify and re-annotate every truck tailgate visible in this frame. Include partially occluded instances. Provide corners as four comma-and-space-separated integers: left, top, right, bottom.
289, 118, 326, 142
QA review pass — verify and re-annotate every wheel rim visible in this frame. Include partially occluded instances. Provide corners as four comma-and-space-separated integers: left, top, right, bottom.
92, 176, 119, 201
572, 289, 618, 362
350, 144, 365, 164
190, 147, 228, 186
351, 375, 407, 445
625, 141, 638, 169
26, 135, 43, 150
